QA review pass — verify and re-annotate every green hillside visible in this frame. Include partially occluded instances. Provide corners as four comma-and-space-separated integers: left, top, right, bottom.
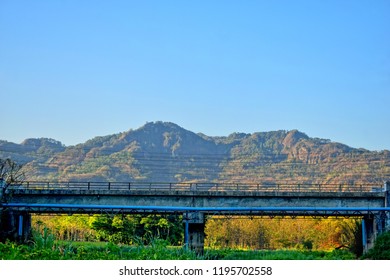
1, 122, 389, 185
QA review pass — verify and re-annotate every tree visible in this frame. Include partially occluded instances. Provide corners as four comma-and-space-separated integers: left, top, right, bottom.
0, 158, 25, 202
364, 231, 390, 259
339, 219, 363, 257
0, 158, 26, 242
90, 214, 183, 245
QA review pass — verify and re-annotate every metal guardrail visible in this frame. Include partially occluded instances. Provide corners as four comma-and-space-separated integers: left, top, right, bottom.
7, 181, 384, 193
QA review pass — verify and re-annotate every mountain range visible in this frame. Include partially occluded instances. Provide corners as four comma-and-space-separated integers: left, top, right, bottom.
1, 121, 389, 184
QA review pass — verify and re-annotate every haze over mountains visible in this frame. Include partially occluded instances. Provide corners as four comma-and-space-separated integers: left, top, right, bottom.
1, 122, 389, 185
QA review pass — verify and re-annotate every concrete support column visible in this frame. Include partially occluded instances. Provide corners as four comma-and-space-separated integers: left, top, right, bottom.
183, 212, 205, 255
384, 181, 390, 231
362, 216, 375, 254
18, 211, 32, 243
0, 210, 31, 243
0, 178, 5, 203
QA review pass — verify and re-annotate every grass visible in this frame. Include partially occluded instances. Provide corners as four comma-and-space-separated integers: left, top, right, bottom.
204, 248, 355, 260
0, 240, 356, 260
0, 228, 358, 260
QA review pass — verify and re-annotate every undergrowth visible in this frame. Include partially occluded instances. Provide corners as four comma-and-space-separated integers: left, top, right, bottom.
0, 228, 357, 260
362, 231, 390, 260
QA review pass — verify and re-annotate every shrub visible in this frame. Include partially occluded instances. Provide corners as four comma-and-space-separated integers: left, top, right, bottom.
363, 231, 390, 260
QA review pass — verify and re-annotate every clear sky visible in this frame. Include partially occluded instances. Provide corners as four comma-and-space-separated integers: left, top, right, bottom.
0, 0, 389, 151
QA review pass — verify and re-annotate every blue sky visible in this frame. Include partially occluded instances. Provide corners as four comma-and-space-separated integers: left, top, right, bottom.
0, 0, 389, 150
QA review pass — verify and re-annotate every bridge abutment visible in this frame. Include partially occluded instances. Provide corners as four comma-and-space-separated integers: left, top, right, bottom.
183, 212, 205, 255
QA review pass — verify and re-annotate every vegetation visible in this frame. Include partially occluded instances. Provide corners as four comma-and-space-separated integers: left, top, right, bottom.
1, 122, 389, 184
363, 231, 390, 260
205, 217, 362, 252
0, 158, 25, 197
29, 214, 364, 258
0, 238, 198, 260
0, 158, 26, 242
32, 214, 183, 245
0, 231, 355, 260
90, 214, 183, 245
0, 209, 375, 260
204, 248, 355, 260
1, 123, 389, 260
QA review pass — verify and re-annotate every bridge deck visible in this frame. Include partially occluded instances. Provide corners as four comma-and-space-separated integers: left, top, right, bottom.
3, 181, 388, 218
4, 202, 390, 218
9, 181, 384, 193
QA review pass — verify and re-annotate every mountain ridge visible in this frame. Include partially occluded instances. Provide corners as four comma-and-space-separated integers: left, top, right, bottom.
1, 121, 389, 185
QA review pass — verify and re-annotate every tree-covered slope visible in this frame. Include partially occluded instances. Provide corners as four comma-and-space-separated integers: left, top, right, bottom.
1, 122, 389, 184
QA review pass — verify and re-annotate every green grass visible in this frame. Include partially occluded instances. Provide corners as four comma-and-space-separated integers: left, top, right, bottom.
204, 248, 355, 260
0, 240, 356, 260
0, 229, 357, 260
0, 238, 200, 260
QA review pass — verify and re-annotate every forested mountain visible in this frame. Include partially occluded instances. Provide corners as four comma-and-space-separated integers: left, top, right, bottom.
1, 121, 389, 184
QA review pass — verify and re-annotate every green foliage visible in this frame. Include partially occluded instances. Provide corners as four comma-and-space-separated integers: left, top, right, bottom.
31, 214, 364, 258
204, 248, 355, 260
33, 215, 96, 241
90, 214, 183, 245
0, 238, 355, 260
338, 219, 363, 257
32, 214, 183, 247
131, 239, 198, 260
3, 122, 389, 184
90, 214, 136, 244
363, 231, 390, 260
0, 233, 197, 260
7, 224, 355, 260
32, 227, 55, 250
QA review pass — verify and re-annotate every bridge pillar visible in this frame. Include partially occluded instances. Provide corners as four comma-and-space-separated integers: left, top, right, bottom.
183, 212, 205, 255
362, 216, 376, 254
360, 182, 390, 255
384, 181, 390, 231
0, 209, 31, 243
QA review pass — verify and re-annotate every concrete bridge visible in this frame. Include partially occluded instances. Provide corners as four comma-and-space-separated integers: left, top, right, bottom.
1, 181, 390, 254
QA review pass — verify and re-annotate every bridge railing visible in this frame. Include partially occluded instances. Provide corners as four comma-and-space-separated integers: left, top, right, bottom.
7, 181, 383, 193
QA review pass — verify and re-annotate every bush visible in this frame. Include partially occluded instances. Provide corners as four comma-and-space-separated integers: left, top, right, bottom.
363, 231, 390, 260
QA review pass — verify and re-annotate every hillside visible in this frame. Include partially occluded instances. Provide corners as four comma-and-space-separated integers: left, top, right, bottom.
1, 122, 389, 184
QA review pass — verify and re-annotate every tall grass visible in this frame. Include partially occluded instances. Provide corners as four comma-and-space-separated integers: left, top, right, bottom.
0, 228, 356, 260
204, 248, 355, 260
